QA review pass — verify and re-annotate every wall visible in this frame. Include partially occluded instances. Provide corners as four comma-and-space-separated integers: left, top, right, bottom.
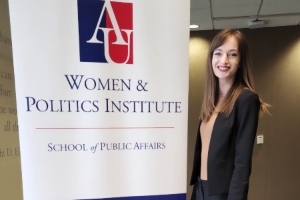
0, 0, 23, 199
187, 26, 300, 200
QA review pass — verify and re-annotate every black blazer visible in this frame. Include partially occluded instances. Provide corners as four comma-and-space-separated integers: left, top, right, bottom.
190, 89, 260, 200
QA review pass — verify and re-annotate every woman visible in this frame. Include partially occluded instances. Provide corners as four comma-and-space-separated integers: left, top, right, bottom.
190, 29, 269, 200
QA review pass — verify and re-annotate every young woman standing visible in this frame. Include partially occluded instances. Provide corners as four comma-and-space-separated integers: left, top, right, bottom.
190, 29, 269, 200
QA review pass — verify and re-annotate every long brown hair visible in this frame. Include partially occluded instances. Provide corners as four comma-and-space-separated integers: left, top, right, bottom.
200, 29, 269, 122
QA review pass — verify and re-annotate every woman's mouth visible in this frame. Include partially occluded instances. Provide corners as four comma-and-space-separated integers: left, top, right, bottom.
218, 66, 230, 72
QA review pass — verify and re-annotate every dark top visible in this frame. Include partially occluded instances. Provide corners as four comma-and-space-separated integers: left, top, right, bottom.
190, 89, 260, 200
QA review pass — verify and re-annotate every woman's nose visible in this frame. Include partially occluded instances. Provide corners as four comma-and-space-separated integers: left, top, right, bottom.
221, 54, 229, 64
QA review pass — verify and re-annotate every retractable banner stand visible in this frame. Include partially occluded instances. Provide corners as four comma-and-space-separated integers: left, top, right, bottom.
9, 0, 189, 199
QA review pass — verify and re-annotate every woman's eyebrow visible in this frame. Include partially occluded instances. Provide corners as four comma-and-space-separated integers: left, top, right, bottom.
214, 48, 238, 52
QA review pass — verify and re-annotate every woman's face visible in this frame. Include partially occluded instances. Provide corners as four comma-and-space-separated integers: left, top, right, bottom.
212, 36, 240, 84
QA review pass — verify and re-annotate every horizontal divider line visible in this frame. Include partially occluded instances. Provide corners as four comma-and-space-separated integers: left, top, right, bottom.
77, 193, 186, 200
36, 127, 174, 130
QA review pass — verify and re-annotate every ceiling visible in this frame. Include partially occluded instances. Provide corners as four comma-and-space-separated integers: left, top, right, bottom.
190, 0, 300, 30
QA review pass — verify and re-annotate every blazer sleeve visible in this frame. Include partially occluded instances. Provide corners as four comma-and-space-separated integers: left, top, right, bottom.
228, 92, 260, 200
189, 120, 202, 186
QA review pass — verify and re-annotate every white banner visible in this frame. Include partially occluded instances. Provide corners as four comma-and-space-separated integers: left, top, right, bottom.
9, 0, 189, 199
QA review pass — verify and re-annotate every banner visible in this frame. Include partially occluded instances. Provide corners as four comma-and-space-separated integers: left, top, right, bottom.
9, 0, 189, 199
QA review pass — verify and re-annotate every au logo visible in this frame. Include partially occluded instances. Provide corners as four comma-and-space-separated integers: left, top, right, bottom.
78, 0, 133, 64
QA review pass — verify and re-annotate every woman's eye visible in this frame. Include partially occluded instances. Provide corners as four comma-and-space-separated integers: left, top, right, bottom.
214, 52, 221, 56
228, 53, 238, 58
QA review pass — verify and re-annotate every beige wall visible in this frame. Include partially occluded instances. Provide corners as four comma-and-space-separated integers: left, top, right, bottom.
0, 0, 23, 199
187, 26, 300, 200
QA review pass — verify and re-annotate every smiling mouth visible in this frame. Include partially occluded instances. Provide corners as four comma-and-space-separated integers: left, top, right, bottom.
218, 66, 230, 72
